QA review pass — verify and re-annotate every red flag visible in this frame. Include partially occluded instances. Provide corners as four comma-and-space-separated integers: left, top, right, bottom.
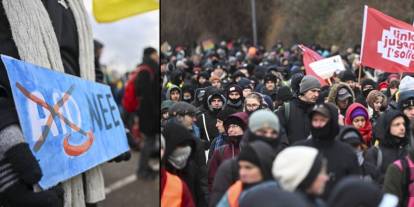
360, 6, 414, 73
298, 44, 328, 86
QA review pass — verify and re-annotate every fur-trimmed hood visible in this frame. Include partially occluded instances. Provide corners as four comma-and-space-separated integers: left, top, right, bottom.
327, 83, 355, 104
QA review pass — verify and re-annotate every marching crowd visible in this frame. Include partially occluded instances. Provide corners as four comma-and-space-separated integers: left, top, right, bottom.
159, 39, 414, 207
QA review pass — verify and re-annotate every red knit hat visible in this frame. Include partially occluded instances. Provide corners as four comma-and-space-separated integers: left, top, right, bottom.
378, 82, 388, 91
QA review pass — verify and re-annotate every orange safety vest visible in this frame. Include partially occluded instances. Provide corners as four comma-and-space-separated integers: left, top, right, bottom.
161, 171, 183, 207
227, 180, 243, 207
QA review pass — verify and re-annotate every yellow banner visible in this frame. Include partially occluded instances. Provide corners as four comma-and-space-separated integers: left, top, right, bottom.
93, 0, 159, 23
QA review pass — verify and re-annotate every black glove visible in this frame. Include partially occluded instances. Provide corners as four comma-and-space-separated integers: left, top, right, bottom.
109, 151, 132, 163
5, 143, 42, 185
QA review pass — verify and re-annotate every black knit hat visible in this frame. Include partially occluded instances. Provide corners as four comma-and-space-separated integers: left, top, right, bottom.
340, 70, 356, 82
238, 144, 261, 169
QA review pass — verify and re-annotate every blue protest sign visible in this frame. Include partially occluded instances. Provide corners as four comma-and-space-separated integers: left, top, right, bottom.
1, 55, 130, 189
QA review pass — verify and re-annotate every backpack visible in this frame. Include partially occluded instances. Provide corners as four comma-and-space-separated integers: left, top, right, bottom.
393, 156, 414, 206
122, 65, 153, 113
274, 102, 290, 123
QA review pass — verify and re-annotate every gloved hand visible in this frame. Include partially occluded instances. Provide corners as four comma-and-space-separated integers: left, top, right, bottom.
109, 151, 131, 163
5, 143, 42, 185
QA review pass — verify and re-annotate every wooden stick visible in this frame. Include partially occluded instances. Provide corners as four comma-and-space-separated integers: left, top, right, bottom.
358, 64, 363, 84
400, 72, 403, 80
327, 78, 332, 86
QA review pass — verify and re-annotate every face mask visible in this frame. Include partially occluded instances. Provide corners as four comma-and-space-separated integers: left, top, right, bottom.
311, 123, 332, 140
168, 146, 192, 170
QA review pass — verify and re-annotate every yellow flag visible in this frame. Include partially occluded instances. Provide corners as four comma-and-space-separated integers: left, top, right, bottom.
93, 0, 159, 23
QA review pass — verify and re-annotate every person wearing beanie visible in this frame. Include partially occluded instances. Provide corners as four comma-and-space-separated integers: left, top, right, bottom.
163, 122, 208, 207
366, 90, 387, 127
398, 89, 414, 122
261, 73, 279, 97
340, 69, 363, 100
208, 112, 248, 192
209, 110, 288, 207
272, 146, 329, 207
365, 110, 411, 186
330, 176, 398, 207
344, 103, 373, 146
208, 107, 238, 159
356, 78, 377, 107
290, 73, 304, 97
378, 81, 389, 94
161, 100, 175, 128
196, 87, 227, 150
197, 71, 211, 89
216, 141, 276, 207
327, 83, 355, 116
276, 75, 320, 145
296, 102, 360, 199
237, 77, 253, 98
161, 133, 195, 207
271, 86, 293, 110
337, 126, 380, 182
226, 84, 244, 111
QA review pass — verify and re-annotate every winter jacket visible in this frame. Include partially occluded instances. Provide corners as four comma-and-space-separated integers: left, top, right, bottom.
276, 97, 315, 144
163, 122, 209, 207
327, 83, 355, 116
134, 59, 160, 136
208, 134, 226, 160
365, 110, 411, 186
216, 141, 276, 207
383, 148, 414, 207
208, 137, 241, 192
296, 103, 361, 199
209, 130, 286, 207
328, 176, 385, 207
161, 168, 195, 207
344, 103, 373, 146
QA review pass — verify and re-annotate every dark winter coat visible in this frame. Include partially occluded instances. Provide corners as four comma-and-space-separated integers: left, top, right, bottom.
163, 122, 209, 207
276, 97, 315, 144
296, 103, 361, 199
365, 110, 411, 185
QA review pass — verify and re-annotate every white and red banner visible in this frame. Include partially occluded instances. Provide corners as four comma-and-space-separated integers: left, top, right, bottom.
298, 44, 328, 86
309, 55, 346, 79
360, 6, 414, 73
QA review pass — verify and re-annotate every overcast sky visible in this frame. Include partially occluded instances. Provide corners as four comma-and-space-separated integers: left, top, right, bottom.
84, 0, 159, 74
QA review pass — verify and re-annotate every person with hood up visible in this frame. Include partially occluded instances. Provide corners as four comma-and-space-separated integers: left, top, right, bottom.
196, 87, 227, 150
329, 176, 398, 207
163, 122, 208, 207
237, 77, 253, 98
225, 84, 244, 112
327, 83, 355, 116
161, 135, 195, 207
197, 71, 211, 89
365, 110, 411, 186
166, 84, 182, 103
296, 102, 361, 199
337, 126, 380, 181
216, 141, 276, 207
366, 90, 388, 127
209, 110, 286, 207
345, 103, 373, 146
277, 75, 321, 145
208, 112, 248, 191
273, 146, 329, 207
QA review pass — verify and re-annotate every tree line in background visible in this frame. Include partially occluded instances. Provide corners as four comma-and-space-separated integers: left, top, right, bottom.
161, 0, 414, 49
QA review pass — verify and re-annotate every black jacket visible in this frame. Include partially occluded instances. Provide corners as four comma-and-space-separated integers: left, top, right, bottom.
209, 130, 285, 207
365, 110, 410, 185
276, 97, 315, 144
134, 57, 160, 136
163, 122, 209, 207
296, 103, 361, 199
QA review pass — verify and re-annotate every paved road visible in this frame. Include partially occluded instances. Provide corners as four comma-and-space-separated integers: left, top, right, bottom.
101, 151, 159, 207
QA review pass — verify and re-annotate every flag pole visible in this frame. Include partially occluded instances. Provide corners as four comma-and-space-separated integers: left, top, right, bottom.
358, 64, 363, 84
